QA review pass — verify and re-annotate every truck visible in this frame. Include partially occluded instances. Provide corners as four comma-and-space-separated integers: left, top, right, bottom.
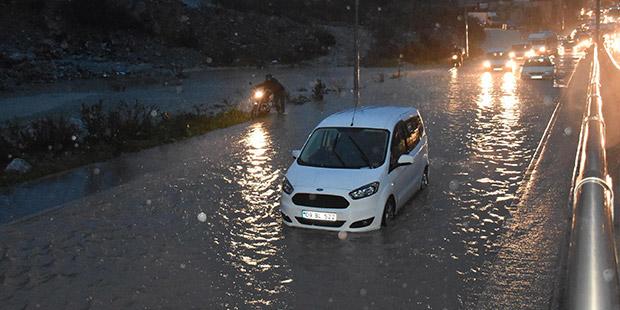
528, 31, 558, 56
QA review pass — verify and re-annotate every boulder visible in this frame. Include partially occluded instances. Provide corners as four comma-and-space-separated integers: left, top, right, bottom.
5, 158, 32, 174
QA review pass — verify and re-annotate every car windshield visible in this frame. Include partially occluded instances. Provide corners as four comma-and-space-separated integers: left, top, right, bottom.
297, 127, 388, 169
525, 58, 553, 66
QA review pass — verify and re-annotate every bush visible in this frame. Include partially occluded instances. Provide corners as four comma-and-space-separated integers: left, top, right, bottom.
81, 101, 158, 149
2, 116, 79, 157
160, 105, 249, 139
0, 132, 15, 168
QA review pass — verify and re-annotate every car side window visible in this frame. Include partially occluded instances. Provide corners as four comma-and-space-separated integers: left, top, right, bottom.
390, 122, 407, 171
405, 116, 423, 152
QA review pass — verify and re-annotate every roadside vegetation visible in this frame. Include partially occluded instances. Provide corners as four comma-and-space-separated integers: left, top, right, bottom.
0, 103, 250, 186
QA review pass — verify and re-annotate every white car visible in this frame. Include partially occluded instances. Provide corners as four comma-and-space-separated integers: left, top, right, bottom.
521, 56, 555, 80
280, 106, 430, 232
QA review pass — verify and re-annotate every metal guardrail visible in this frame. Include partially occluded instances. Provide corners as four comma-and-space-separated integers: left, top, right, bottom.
566, 45, 620, 309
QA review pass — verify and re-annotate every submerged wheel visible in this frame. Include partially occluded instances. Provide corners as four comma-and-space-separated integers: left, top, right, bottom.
381, 199, 396, 227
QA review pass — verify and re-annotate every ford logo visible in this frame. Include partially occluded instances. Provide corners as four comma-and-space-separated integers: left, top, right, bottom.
316, 188, 324, 192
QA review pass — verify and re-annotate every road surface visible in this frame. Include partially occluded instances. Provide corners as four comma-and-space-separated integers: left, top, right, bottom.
0, 31, 589, 309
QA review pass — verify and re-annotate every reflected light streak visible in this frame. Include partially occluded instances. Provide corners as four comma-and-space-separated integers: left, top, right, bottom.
478, 72, 493, 108
222, 123, 290, 306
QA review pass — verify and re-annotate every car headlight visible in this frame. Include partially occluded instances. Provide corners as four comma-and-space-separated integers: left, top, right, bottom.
254, 90, 264, 99
506, 60, 515, 67
483, 61, 491, 68
282, 177, 294, 195
509, 51, 516, 58
452, 55, 458, 60
525, 50, 536, 58
349, 182, 380, 200
539, 46, 546, 53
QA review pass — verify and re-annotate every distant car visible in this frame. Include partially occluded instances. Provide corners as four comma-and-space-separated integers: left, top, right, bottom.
509, 43, 532, 59
280, 106, 430, 232
562, 40, 576, 51
483, 50, 516, 72
521, 56, 555, 80
528, 31, 558, 55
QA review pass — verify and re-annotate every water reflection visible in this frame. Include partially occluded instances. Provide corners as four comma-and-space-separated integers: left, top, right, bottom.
223, 123, 290, 306
454, 70, 526, 273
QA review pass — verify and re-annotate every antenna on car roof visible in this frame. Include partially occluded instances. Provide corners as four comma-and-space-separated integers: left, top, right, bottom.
350, 0, 360, 127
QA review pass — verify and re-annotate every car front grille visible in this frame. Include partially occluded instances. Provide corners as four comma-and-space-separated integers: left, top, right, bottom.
292, 193, 350, 209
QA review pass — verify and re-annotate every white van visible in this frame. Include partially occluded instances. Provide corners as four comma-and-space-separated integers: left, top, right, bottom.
279, 106, 429, 232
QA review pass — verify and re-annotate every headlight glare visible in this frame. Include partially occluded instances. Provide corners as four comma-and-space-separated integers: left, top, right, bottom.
349, 182, 380, 200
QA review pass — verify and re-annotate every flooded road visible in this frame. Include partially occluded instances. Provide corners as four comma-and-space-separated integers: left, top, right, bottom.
0, 50, 584, 309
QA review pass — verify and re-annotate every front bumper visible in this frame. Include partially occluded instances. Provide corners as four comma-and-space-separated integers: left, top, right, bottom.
523, 72, 554, 80
279, 187, 383, 232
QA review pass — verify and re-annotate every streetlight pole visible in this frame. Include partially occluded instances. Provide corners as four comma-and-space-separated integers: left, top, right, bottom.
465, 6, 470, 58
353, 0, 360, 109
595, 0, 600, 44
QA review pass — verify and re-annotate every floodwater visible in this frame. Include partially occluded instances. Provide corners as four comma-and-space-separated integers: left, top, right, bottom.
0, 49, 584, 308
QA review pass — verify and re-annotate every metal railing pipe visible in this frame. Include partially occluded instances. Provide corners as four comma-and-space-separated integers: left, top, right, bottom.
566, 45, 620, 310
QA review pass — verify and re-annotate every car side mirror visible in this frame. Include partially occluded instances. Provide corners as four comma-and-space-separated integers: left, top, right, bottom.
292, 150, 301, 159
397, 154, 414, 166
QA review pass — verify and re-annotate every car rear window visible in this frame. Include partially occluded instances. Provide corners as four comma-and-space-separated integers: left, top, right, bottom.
525, 58, 553, 66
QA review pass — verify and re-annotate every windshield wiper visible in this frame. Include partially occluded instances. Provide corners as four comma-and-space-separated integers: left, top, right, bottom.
346, 135, 373, 168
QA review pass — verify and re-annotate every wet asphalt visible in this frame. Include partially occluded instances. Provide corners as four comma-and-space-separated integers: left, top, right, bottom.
0, 47, 590, 310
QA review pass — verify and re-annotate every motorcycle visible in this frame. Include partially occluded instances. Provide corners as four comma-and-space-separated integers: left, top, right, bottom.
451, 54, 463, 68
251, 88, 284, 117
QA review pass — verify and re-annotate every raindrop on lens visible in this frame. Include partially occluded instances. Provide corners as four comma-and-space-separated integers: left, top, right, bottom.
197, 212, 207, 223
543, 96, 553, 106
151, 110, 158, 117
449, 180, 459, 191
146, 199, 152, 205
360, 288, 367, 296
93, 168, 100, 175
603, 268, 615, 282
338, 231, 348, 240
564, 127, 572, 136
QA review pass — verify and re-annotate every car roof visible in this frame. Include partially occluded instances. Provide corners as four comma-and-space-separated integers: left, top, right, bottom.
317, 106, 419, 130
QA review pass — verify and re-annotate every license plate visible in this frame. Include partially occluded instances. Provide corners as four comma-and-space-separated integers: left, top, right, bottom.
302, 210, 337, 222
531, 75, 543, 79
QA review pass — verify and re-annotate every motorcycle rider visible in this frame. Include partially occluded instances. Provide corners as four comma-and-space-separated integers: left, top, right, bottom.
451, 45, 464, 66
254, 74, 286, 114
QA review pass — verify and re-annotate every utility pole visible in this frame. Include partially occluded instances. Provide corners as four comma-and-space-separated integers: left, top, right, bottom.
595, 0, 600, 44
465, 6, 470, 58
353, 0, 360, 109
350, 0, 360, 126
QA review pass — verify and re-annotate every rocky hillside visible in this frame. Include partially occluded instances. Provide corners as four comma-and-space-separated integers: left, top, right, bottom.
0, 0, 336, 90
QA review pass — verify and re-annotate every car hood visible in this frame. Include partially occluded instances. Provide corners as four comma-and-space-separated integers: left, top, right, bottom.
285, 163, 383, 191
489, 59, 508, 65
